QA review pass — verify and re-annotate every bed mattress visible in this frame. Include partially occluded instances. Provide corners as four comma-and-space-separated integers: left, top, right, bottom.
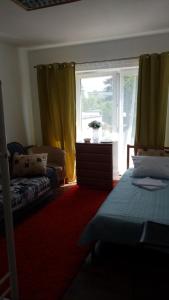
80, 169, 169, 245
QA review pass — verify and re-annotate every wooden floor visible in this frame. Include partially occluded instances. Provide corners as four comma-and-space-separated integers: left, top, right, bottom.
63, 242, 169, 300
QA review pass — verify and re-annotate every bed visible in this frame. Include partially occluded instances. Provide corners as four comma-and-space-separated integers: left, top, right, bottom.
80, 145, 169, 247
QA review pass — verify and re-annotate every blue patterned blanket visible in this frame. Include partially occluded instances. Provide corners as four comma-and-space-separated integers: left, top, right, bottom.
0, 176, 51, 220
80, 169, 169, 245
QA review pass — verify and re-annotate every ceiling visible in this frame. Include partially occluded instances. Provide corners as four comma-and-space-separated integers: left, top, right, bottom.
0, 0, 169, 48
11, 0, 81, 11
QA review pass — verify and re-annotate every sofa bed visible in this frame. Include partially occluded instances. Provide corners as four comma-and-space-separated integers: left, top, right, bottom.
0, 142, 65, 222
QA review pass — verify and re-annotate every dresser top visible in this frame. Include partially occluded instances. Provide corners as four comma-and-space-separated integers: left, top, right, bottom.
76, 142, 113, 145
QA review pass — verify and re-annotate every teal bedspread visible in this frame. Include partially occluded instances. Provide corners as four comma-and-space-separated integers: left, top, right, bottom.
80, 169, 169, 245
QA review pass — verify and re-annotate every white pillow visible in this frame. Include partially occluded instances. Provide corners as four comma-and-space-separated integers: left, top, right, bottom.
132, 156, 169, 179
132, 156, 160, 168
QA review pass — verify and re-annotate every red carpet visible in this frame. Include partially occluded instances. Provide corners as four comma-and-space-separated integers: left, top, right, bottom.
0, 185, 109, 300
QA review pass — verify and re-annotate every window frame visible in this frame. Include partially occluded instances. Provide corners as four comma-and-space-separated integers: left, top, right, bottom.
76, 66, 138, 143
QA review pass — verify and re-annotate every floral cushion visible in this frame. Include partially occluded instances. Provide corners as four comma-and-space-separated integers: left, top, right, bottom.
13, 153, 48, 177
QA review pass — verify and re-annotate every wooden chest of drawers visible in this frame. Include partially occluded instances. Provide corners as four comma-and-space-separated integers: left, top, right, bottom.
76, 142, 113, 190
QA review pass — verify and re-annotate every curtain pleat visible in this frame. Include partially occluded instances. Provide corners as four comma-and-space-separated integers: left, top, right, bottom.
135, 53, 169, 147
37, 63, 76, 182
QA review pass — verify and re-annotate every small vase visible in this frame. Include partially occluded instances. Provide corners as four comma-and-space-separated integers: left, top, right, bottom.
92, 128, 99, 143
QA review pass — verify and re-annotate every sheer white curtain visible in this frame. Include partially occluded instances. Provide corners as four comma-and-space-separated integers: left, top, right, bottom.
118, 69, 138, 174
76, 59, 138, 176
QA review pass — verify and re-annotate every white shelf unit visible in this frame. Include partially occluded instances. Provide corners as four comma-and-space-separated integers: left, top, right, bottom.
0, 81, 19, 300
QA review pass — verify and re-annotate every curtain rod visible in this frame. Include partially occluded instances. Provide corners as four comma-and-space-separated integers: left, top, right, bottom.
76, 52, 169, 65
33, 56, 139, 68
76, 56, 139, 65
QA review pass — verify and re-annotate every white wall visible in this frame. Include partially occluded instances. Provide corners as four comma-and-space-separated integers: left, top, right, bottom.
28, 32, 169, 144
0, 43, 27, 145
18, 48, 35, 145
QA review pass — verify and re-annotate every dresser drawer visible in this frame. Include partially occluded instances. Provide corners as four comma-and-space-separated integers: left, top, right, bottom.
77, 177, 112, 190
76, 152, 112, 164
76, 168, 112, 179
76, 161, 112, 172
76, 142, 113, 190
76, 143, 112, 154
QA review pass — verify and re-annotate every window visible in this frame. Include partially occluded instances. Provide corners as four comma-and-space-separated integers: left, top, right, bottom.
76, 60, 138, 175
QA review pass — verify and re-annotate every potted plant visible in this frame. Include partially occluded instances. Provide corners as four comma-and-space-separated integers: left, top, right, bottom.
88, 120, 101, 143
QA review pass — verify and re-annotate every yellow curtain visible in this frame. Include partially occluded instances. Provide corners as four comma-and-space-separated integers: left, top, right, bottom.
135, 53, 169, 147
37, 63, 76, 182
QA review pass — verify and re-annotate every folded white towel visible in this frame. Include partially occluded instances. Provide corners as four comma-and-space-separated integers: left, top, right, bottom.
132, 177, 168, 190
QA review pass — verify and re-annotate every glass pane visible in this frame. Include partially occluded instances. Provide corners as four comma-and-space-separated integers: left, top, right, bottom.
123, 74, 137, 145
118, 71, 138, 174
80, 76, 114, 141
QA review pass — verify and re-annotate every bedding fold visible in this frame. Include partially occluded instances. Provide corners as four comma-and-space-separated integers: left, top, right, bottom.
132, 177, 168, 190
